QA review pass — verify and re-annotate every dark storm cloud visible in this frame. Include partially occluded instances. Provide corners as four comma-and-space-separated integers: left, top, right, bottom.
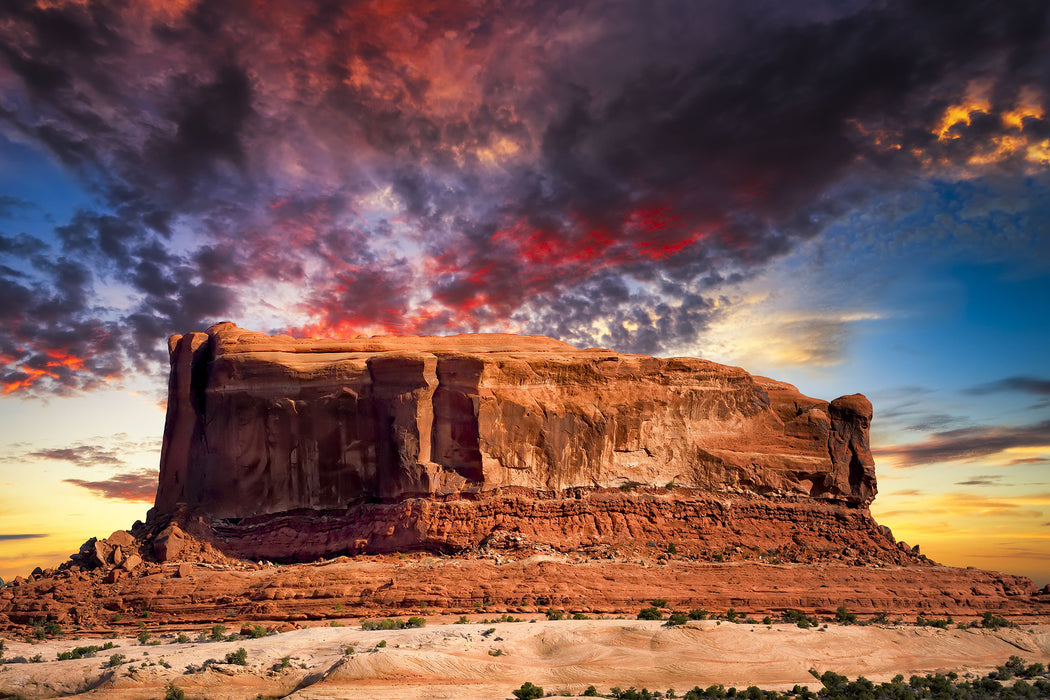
0, 0, 1047, 394
64, 468, 157, 502
875, 419, 1050, 466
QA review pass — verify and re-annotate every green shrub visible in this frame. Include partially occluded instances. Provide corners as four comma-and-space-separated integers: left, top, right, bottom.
376, 640, 387, 648
637, 607, 663, 620
224, 647, 248, 666
546, 608, 564, 621
176, 633, 189, 644
164, 683, 185, 700
209, 624, 227, 641
725, 608, 739, 622
248, 624, 267, 638
57, 645, 101, 660
651, 598, 668, 608
107, 653, 126, 667
513, 681, 544, 699
981, 612, 1013, 629
361, 616, 424, 631
583, 686, 601, 696
687, 609, 708, 621
137, 629, 150, 645
665, 613, 689, 627
666, 543, 677, 554
572, 613, 590, 620
279, 655, 291, 668
835, 606, 857, 624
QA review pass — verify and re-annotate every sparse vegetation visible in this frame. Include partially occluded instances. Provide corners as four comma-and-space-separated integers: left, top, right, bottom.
651, 599, 668, 608
489, 648, 505, 656
915, 615, 952, 629
536, 660, 1050, 699
247, 624, 268, 638
835, 606, 857, 625
164, 683, 185, 700
137, 627, 150, 645
57, 644, 103, 660
687, 609, 708, 621
546, 608, 565, 620
224, 647, 248, 666
513, 681, 544, 699
665, 612, 689, 627
637, 607, 663, 620
782, 609, 818, 628
980, 612, 1014, 630
106, 653, 126, 667
209, 624, 227, 641
361, 616, 425, 631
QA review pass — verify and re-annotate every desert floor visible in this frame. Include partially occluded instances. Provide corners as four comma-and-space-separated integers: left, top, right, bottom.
1, 618, 1048, 699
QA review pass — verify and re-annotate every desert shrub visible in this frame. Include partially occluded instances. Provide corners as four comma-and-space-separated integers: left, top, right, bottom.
667, 543, 677, 554
224, 647, 248, 666
488, 648, 504, 656
762, 616, 772, 625
361, 616, 423, 631
688, 608, 708, 621
782, 610, 818, 627
175, 633, 189, 644
665, 613, 689, 627
725, 608, 739, 622
651, 598, 668, 608
573, 613, 590, 620
376, 640, 387, 648
583, 686, 601, 696
637, 607, 663, 620
209, 624, 227, 641
546, 608, 564, 621
982, 611, 1013, 629
137, 628, 150, 645
455, 615, 469, 624
107, 653, 126, 667
344, 646, 354, 655
57, 645, 101, 660
835, 605, 857, 624
28, 654, 43, 663
915, 615, 952, 629
248, 624, 267, 638
513, 681, 544, 699
164, 683, 185, 700
279, 655, 292, 668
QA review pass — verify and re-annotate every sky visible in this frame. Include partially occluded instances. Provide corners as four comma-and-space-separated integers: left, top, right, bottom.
0, 0, 1048, 586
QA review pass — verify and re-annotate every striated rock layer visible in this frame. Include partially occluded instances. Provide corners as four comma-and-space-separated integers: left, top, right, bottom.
154, 323, 883, 560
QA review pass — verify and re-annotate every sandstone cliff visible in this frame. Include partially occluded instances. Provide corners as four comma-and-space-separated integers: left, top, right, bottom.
155, 322, 876, 524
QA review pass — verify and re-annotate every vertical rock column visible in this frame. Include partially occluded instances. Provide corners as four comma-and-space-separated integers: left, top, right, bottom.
368, 353, 441, 499
154, 332, 211, 514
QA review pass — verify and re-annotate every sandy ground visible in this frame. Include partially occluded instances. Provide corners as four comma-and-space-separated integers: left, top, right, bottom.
1, 619, 1048, 699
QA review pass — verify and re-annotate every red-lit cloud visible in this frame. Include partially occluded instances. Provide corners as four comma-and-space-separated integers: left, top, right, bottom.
64, 468, 158, 503
0, 0, 1048, 393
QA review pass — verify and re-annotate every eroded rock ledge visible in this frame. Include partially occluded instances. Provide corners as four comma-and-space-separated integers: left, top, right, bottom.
156, 323, 875, 520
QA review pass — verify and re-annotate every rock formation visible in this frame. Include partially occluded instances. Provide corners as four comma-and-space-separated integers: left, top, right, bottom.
146, 322, 891, 561
156, 323, 875, 521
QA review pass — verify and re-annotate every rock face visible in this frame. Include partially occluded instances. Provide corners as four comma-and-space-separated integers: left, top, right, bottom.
156, 323, 876, 526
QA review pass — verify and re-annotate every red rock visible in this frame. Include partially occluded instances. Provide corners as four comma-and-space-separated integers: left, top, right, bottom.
154, 324, 878, 560
111, 546, 124, 566
105, 569, 122, 584
154, 524, 185, 562
120, 554, 142, 572
106, 530, 137, 549
176, 563, 193, 578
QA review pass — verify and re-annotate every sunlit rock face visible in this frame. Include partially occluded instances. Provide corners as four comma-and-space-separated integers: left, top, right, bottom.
154, 323, 876, 520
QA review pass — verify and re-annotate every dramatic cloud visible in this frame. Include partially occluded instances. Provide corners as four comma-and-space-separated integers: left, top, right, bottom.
875, 419, 1050, 467
954, 475, 1005, 486
0, 0, 1048, 395
64, 468, 158, 502
0, 533, 45, 541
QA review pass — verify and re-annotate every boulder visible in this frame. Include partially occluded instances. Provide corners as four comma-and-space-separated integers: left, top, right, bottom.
106, 530, 137, 549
